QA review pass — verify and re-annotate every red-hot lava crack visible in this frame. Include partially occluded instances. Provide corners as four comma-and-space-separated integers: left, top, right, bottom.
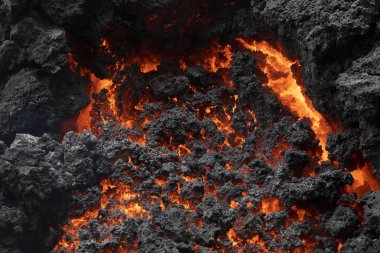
54, 36, 380, 253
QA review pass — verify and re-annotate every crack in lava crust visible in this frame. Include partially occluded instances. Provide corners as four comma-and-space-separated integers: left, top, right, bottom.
56, 38, 380, 253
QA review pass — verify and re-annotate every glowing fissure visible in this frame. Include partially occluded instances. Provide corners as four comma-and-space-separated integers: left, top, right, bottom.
236, 38, 332, 161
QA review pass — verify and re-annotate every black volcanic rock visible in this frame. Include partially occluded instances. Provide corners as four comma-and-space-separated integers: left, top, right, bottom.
251, 0, 379, 110
327, 130, 361, 170
323, 206, 360, 237
336, 45, 380, 125
0, 0, 10, 43
251, 0, 380, 176
34, 0, 114, 45
186, 66, 220, 88
341, 235, 380, 253
278, 168, 353, 205
335, 44, 380, 176
0, 132, 114, 252
0, 134, 71, 252
0, 14, 88, 142
284, 149, 310, 172
148, 75, 189, 99
196, 195, 237, 227
360, 191, 380, 230
0, 0, 379, 252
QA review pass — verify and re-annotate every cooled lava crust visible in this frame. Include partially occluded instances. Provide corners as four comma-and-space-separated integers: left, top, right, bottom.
0, 1, 380, 253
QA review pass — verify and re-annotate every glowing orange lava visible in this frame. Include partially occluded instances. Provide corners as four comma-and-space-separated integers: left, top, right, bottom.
260, 197, 282, 215
54, 179, 150, 252
237, 38, 332, 161
345, 163, 380, 196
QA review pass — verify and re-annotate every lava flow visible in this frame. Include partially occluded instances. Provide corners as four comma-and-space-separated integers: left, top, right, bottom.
237, 38, 332, 161
55, 34, 380, 253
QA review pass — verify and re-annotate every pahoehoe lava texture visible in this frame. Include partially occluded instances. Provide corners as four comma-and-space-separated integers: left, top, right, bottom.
0, 0, 379, 253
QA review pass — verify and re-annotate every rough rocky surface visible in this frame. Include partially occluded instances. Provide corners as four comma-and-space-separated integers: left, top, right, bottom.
250, 0, 380, 175
0, 0, 379, 253
0, 2, 88, 143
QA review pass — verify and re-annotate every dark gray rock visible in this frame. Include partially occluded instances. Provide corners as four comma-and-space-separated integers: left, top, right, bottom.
284, 149, 310, 173
149, 75, 189, 99
0, 0, 10, 43
323, 206, 360, 237
278, 168, 353, 205
251, 0, 380, 177
186, 66, 220, 88
335, 45, 380, 176
341, 235, 380, 253
360, 191, 380, 231
0, 15, 88, 142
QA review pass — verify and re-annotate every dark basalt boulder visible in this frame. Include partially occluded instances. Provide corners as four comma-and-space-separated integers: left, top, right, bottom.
335, 44, 380, 177
148, 75, 190, 99
341, 235, 380, 253
0, 15, 88, 142
278, 168, 353, 205
323, 206, 360, 237
360, 191, 380, 231
0, 132, 112, 252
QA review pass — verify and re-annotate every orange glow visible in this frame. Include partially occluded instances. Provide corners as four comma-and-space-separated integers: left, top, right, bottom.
227, 228, 267, 252
260, 197, 282, 215
225, 162, 233, 171
345, 163, 380, 196
230, 200, 239, 209
54, 179, 150, 251
77, 74, 114, 133
204, 103, 245, 148
178, 144, 192, 157
155, 178, 167, 186
247, 235, 266, 250
246, 109, 257, 126
338, 243, 343, 253
182, 175, 197, 183
65, 49, 160, 142
237, 38, 332, 161
227, 229, 243, 247
132, 56, 160, 73
291, 205, 307, 222
187, 41, 233, 73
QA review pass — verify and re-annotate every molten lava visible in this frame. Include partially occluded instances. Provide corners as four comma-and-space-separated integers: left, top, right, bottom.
345, 163, 380, 196
237, 38, 332, 161
57, 35, 380, 253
